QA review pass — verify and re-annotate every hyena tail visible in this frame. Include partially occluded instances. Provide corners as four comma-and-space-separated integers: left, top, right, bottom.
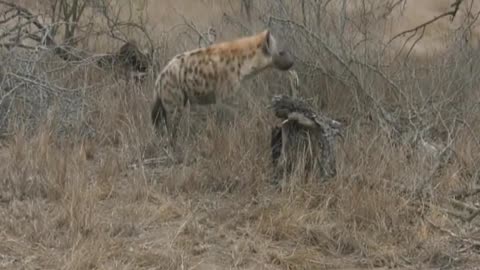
151, 97, 166, 129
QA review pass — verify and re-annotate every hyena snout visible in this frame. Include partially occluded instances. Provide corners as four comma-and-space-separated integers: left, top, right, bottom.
273, 50, 294, 71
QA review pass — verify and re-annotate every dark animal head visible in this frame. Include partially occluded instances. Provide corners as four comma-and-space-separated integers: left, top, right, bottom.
261, 30, 294, 71
118, 40, 151, 73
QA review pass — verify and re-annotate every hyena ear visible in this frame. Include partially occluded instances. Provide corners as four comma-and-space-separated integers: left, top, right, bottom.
262, 30, 272, 55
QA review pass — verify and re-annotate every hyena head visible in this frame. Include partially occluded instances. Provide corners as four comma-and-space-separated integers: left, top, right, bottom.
118, 40, 150, 73
259, 30, 294, 71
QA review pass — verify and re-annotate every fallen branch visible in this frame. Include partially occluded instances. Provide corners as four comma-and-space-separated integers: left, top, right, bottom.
449, 198, 479, 213
434, 199, 480, 223
465, 208, 480, 223
453, 185, 480, 200
427, 218, 480, 247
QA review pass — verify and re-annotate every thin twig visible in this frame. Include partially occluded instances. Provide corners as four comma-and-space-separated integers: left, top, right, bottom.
449, 198, 479, 213
453, 185, 480, 200
465, 208, 480, 222
387, 0, 465, 45
268, 17, 367, 106
428, 218, 480, 245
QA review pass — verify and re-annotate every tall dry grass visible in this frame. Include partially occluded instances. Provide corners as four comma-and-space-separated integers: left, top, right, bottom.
1, 0, 480, 269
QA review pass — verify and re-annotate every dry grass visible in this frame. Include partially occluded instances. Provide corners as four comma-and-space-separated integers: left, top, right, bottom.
1, 0, 480, 269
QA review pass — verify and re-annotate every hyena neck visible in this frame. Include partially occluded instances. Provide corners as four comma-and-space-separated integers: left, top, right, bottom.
241, 58, 270, 80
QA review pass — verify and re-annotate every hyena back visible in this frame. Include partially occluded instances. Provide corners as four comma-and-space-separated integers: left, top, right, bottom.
151, 29, 294, 140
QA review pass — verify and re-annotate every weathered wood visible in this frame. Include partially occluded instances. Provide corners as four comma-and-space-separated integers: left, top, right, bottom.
270, 95, 342, 182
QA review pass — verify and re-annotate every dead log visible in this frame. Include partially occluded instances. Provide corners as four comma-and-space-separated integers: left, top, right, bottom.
270, 95, 342, 182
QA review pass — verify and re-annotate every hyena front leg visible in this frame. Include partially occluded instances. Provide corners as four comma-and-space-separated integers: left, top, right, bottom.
212, 81, 241, 125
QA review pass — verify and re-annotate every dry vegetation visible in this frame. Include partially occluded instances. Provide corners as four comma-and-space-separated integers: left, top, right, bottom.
1, 0, 480, 269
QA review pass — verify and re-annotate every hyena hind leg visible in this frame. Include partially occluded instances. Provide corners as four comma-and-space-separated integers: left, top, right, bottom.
163, 104, 187, 160
151, 99, 186, 162
151, 98, 182, 142
151, 98, 167, 136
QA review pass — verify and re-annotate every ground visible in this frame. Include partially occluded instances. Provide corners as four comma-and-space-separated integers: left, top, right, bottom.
1, 0, 480, 269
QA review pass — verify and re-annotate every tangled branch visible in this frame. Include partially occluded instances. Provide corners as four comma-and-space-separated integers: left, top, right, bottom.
386, 0, 466, 58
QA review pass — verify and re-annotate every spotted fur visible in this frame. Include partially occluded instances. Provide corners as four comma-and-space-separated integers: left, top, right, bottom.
151, 29, 294, 141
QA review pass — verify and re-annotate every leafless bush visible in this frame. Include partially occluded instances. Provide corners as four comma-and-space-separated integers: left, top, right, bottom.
0, 48, 94, 138
0, 0, 159, 136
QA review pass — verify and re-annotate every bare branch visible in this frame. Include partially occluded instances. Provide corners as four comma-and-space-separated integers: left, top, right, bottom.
97, 1, 156, 56
0, 8, 17, 24
453, 185, 480, 200
387, 0, 465, 45
0, 42, 36, 50
465, 208, 480, 222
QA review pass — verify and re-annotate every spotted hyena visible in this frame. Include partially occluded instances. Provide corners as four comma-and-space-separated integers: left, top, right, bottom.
151, 29, 294, 142
97, 40, 150, 83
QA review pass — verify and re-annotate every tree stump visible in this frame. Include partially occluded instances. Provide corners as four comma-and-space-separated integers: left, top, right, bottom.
270, 95, 342, 182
